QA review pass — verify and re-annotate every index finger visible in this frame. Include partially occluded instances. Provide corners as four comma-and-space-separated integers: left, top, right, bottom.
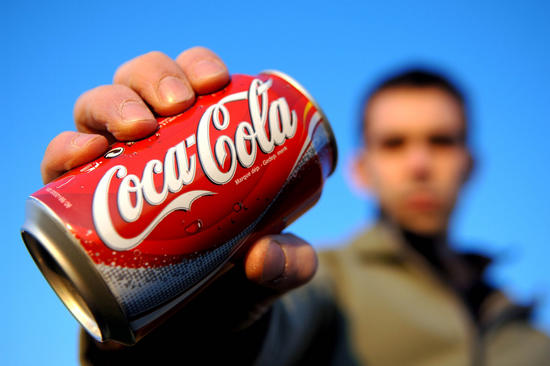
41, 131, 109, 183
176, 47, 230, 95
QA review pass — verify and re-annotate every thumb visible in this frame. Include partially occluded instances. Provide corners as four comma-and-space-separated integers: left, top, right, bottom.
244, 233, 318, 293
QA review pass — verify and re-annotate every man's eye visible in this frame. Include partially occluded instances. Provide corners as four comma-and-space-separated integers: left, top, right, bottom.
430, 134, 460, 147
381, 137, 404, 149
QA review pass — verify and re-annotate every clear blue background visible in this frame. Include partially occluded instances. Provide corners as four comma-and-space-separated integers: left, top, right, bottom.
3, 1, 549, 364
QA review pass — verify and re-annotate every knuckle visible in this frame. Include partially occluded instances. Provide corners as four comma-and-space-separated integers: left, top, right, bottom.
114, 54, 159, 83
75, 85, 111, 113
40, 155, 52, 174
54, 131, 75, 146
190, 46, 216, 57
41, 132, 73, 178
92, 84, 135, 104
40, 162, 52, 184
58, 130, 75, 139
115, 52, 180, 93
73, 86, 104, 130
93, 84, 118, 94
189, 46, 217, 60
113, 60, 131, 84
189, 46, 209, 52
136, 51, 172, 72
74, 89, 92, 116
142, 50, 167, 60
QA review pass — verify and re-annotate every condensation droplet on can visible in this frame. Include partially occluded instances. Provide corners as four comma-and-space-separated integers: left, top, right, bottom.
232, 202, 242, 212
148, 133, 160, 142
185, 220, 203, 234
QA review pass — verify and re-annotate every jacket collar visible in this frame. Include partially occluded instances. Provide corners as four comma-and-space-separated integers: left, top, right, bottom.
350, 221, 415, 262
349, 220, 531, 329
350, 220, 491, 274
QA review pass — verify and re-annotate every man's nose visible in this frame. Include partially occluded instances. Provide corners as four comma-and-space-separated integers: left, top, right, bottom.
406, 144, 432, 180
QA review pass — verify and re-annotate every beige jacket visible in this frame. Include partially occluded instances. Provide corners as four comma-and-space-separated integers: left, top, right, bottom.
81, 223, 550, 365
256, 224, 550, 365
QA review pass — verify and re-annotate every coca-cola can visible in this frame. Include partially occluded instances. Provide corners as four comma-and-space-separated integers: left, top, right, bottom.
21, 71, 337, 345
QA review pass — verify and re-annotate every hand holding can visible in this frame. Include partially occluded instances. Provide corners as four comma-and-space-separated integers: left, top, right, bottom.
22, 50, 337, 345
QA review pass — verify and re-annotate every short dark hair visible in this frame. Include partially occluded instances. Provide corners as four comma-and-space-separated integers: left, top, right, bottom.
359, 67, 469, 145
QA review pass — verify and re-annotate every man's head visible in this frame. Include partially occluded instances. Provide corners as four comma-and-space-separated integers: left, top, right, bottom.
353, 69, 473, 236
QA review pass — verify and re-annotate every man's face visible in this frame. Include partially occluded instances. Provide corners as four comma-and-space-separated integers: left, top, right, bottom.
355, 86, 472, 235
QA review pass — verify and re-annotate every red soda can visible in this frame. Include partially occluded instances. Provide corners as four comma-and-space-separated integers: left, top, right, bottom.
21, 71, 337, 345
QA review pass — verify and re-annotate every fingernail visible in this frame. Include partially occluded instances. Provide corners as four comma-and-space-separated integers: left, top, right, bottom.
71, 133, 97, 147
261, 240, 286, 283
191, 59, 226, 80
121, 101, 152, 123
158, 76, 193, 104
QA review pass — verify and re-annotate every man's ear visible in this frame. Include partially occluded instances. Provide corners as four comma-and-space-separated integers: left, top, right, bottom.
349, 148, 372, 192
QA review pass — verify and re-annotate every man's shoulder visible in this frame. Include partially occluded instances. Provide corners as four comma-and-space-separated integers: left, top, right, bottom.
314, 224, 400, 295
317, 223, 403, 270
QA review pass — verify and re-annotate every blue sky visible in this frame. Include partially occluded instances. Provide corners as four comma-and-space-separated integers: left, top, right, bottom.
3, 1, 550, 364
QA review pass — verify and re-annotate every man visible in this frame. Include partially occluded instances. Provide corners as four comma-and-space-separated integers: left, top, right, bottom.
41, 47, 550, 365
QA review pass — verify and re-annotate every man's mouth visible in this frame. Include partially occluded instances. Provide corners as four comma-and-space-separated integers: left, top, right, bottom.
404, 192, 440, 211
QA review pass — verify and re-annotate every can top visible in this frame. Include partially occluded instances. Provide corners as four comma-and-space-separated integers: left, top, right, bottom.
260, 70, 338, 176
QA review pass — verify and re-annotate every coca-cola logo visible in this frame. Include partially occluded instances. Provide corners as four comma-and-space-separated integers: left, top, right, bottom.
92, 79, 298, 251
